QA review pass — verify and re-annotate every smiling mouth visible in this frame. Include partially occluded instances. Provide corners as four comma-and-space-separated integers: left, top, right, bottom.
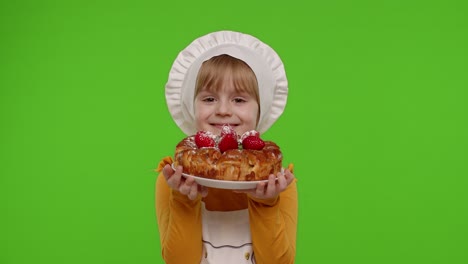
211, 123, 238, 128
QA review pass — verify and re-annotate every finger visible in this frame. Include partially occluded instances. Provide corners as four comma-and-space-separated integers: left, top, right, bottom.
162, 164, 175, 180
166, 165, 183, 189
179, 176, 194, 195
276, 172, 288, 191
255, 181, 266, 197
187, 183, 199, 200
199, 186, 209, 197
264, 174, 277, 197
284, 169, 295, 185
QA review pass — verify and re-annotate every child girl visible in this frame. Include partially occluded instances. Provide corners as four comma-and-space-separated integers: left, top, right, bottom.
155, 31, 297, 264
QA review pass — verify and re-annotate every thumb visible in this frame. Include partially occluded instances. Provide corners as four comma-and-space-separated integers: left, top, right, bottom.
162, 164, 175, 179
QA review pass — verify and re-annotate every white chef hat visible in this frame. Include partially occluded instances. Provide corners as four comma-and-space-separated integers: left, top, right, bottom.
165, 30, 288, 135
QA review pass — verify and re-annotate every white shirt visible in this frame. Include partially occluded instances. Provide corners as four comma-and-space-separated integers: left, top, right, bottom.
200, 202, 256, 264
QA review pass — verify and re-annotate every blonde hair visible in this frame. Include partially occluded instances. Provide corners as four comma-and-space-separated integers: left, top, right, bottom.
195, 54, 260, 115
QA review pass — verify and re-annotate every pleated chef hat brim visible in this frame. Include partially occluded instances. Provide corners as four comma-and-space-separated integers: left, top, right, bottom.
165, 30, 288, 135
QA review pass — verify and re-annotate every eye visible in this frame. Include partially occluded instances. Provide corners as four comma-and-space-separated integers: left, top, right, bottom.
233, 98, 246, 103
202, 97, 215, 102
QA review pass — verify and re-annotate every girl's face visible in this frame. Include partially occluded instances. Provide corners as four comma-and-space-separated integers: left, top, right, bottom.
194, 83, 259, 136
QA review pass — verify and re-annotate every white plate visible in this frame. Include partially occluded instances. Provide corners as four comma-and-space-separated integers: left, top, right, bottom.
171, 163, 274, 190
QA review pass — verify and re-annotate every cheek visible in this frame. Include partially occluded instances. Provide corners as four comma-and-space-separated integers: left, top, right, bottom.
194, 105, 209, 127
194, 113, 203, 131
242, 105, 259, 126
194, 104, 207, 119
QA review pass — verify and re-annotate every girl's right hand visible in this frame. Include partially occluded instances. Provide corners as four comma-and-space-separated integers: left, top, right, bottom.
162, 164, 208, 200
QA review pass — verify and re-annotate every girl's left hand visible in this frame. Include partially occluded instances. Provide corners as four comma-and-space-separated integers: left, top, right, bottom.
240, 168, 295, 200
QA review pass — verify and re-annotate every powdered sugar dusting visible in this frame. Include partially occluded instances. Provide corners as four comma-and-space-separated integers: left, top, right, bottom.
204, 131, 217, 140
240, 130, 260, 142
220, 124, 237, 137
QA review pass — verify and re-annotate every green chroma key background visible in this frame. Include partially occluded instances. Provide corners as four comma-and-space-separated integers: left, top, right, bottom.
1, 0, 467, 263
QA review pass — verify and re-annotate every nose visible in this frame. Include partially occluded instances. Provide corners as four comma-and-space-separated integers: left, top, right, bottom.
216, 101, 232, 116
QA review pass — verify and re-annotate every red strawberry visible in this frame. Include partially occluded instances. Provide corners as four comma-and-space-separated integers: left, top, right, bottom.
240, 130, 260, 142
218, 134, 238, 153
195, 131, 215, 148
242, 135, 265, 150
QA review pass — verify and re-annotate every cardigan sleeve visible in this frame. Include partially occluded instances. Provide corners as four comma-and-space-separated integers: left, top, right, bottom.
247, 164, 298, 264
155, 156, 203, 264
